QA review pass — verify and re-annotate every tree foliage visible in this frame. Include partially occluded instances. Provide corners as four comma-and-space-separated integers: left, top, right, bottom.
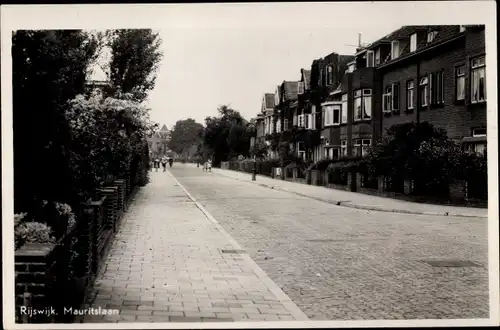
168, 118, 204, 156
105, 29, 163, 103
12, 30, 101, 212
202, 105, 252, 165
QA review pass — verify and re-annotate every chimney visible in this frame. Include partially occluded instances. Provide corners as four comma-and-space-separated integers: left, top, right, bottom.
358, 33, 362, 47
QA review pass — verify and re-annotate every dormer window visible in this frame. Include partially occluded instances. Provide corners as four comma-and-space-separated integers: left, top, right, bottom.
391, 40, 400, 59
459, 25, 466, 33
347, 62, 356, 73
327, 66, 334, 85
366, 50, 375, 67
410, 33, 417, 52
298, 82, 305, 95
427, 30, 438, 43
375, 48, 381, 65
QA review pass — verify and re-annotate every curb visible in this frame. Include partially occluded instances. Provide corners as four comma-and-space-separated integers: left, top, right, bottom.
212, 169, 487, 219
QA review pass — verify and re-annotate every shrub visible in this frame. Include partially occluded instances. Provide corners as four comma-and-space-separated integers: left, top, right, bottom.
308, 158, 332, 170
15, 217, 55, 250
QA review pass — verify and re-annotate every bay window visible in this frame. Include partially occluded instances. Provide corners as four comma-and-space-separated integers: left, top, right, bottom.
471, 56, 486, 103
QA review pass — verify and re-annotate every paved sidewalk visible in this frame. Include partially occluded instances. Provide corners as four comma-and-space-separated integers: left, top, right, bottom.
204, 166, 487, 218
82, 170, 308, 323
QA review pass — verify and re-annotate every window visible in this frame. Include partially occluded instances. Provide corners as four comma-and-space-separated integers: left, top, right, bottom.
283, 118, 289, 131
471, 56, 486, 103
420, 76, 429, 106
276, 118, 281, 133
323, 104, 340, 126
353, 139, 362, 157
353, 89, 372, 121
382, 86, 392, 112
312, 105, 316, 113
298, 82, 305, 94
391, 84, 400, 111
391, 40, 400, 59
455, 66, 465, 101
375, 48, 381, 65
327, 66, 334, 85
406, 81, 414, 109
472, 128, 486, 137
341, 94, 348, 124
459, 25, 466, 33
410, 33, 417, 52
427, 30, 438, 43
362, 139, 371, 157
366, 50, 375, 67
298, 114, 305, 128
340, 140, 347, 157
429, 71, 444, 105
307, 114, 315, 129
298, 142, 305, 152
347, 62, 356, 73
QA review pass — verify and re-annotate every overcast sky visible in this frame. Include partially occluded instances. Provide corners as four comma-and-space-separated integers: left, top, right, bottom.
145, 24, 401, 130
71, 2, 487, 130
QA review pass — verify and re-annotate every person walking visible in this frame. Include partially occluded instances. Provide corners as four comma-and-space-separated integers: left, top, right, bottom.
154, 158, 160, 172
161, 156, 167, 172
168, 157, 173, 168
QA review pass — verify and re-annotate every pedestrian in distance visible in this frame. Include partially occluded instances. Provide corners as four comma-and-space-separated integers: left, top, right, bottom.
154, 158, 160, 172
161, 156, 167, 172
168, 157, 173, 168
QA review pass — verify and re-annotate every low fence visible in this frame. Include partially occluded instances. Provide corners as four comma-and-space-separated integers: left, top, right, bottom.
14, 160, 149, 324
220, 161, 487, 206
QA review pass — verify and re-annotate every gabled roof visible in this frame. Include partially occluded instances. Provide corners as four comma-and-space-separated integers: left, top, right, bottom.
301, 69, 311, 90
264, 93, 275, 109
282, 81, 299, 101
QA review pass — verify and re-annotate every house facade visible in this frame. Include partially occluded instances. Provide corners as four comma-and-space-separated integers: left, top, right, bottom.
253, 25, 486, 162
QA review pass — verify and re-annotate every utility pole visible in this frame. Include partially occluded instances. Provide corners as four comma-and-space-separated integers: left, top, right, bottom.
252, 154, 257, 181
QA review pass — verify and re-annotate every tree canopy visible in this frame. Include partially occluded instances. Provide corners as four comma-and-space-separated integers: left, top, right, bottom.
105, 29, 163, 103
168, 118, 204, 156
202, 105, 252, 165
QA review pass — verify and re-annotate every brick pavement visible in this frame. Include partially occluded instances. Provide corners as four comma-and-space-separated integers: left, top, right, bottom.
172, 165, 489, 320
81, 170, 308, 323
207, 166, 487, 218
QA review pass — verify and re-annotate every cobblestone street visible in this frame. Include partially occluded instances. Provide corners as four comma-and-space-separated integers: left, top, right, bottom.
170, 164, 489, 320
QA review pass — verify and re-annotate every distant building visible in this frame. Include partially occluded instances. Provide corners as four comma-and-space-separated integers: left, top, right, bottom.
148, 124, 173, 158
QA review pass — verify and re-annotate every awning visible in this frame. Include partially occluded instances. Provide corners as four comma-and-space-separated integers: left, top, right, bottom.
461, 136, 487, 143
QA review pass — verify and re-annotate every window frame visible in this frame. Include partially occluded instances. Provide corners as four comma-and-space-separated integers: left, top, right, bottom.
455, 65, 465, 101
391, 40, 400, 59
361, 139, 371, 157
410, 33, 417, 52
420, 76, 429, 107
323, 104, 341, 127
327, 66, 334, 85
382, 85, 392, 113
375, 48, 381, 65
366, 50, 375, 67
427, 30, 438, 43
391, 83, 400, 111
341, 94, 348, 124
353, 89, 372, 121
406, 80, 415, 110
340, 140, 348, 157
472, 128, 487, 137
353, 139, 362, 157
470, 55, 486, 104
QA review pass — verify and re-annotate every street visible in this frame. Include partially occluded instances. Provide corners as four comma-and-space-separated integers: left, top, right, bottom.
168, 164, 488, 320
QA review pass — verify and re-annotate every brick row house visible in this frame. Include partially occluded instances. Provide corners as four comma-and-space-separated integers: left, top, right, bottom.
253, 25, 487, 161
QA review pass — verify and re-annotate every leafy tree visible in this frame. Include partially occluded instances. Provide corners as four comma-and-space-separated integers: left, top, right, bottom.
105, 29, 163, 102
12, 30, 101, 212
168, 118, 204, 156
202, 105, 251, 165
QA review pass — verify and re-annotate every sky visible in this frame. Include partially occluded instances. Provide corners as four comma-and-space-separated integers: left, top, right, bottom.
80, 2, 479, 130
